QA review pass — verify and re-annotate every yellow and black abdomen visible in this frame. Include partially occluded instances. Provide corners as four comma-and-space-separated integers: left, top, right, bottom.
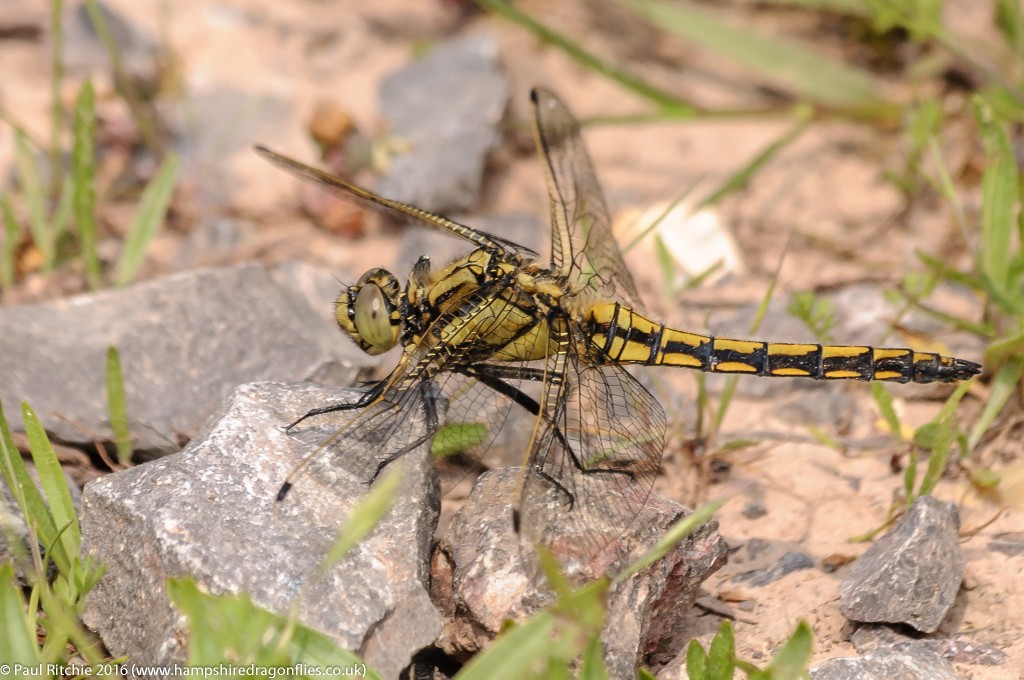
584, 302, 981, 384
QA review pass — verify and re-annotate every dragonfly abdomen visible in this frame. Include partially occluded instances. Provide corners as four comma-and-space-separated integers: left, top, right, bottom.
584, 302, 981, 384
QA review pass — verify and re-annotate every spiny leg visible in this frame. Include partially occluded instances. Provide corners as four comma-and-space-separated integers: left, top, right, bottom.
284, 378, 388, 431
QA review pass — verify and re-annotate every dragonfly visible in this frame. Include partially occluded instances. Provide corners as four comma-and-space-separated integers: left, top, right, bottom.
257, 88, 981, 563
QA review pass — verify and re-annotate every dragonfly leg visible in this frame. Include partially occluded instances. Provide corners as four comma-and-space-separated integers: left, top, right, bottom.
458, 365, 575, 461
284, 379, 388, 431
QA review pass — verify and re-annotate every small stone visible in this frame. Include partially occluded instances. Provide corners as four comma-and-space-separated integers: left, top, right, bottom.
988, 531, 1024, 557
741, 501, 768, 520
733, 551, 815, 587
840, 495, 964, 634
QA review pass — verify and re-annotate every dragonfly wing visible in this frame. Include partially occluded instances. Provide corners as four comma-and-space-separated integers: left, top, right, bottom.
530, 88, 643, 309
516, 318, 666, 567
256, 146, 536, 259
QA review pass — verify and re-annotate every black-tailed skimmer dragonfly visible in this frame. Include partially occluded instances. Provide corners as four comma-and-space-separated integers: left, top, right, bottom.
257, 88, 980, 561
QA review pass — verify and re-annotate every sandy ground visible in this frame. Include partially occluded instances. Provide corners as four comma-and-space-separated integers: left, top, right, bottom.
1, 0, 1020, 677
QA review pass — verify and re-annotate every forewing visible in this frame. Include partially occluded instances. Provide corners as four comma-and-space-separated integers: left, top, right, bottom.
530, 88, 643, 308
256, 146, 535, 258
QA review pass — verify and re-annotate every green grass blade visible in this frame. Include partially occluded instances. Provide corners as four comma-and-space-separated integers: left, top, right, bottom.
23, 402, 81, 558
114, 152, 179, 286
616, 0, 886, 109
914, 381, 971, 496
996, 0, 1024, 59
968, 357, 1023, 450
697, 107, 812, 209
83, 0, 163, 155
764, 619, 813, 679
13, 129, 52, 270
475, 0, 695, 114
1, 193, 18, 288
974, 98, 1016, 294
871, 382, 903, 443
0, 563, 39, 665
105, 346, 133, 466
431, 422, 489, 459
73, 79, 101, 290
578, 635, 609, 680
706, 620, 736, 680
763, 0, 870, 15
51, 172, 74, 258
685, 638, 708, 680
0, 401, 67, 572
614, 498, 726, 583
453, 610, 558, 680
168, 577, 380, 675
49, 0, 65, 201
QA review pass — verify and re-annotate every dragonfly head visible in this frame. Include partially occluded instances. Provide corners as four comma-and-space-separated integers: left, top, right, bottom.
336, 268, 402, 355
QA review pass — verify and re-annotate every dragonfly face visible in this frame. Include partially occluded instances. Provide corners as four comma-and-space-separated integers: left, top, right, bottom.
258, 88, 981, 567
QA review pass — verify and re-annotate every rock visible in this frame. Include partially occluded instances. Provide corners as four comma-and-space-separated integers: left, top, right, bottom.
0, 264, 366, 457
732, 550, 815, 587
270, 260, 364, 331
430, 467, 728, 677
988, 531, 1024, 557
63, 0, 160, 82
378, 35, 507, 214
741, 501, 768, 520
840, 495, 964, 634
81, 382, 443, 678
850, 624, 1009, 668
810, 645, 964, 680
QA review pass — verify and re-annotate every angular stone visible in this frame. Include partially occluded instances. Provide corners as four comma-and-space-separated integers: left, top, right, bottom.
378, 35, 507, 214
430, 468, 728, 677
840, 495, 964, 633
0, 264, 366, 456
733, 550, 815, 587
850, 624, 1008, 668
81, 382, 442, 677
810, 645, 964, 680
64, 0, 160, 82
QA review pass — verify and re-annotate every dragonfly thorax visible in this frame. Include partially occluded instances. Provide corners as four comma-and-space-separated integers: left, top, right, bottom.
335, 268, 403, 355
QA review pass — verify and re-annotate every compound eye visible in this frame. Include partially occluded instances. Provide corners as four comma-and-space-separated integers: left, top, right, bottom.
353, 283, 396, 353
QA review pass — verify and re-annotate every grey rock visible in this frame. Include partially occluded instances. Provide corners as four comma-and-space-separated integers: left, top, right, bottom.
988, 531, 1024, 557
64, 0, 159, 81
741, 501, 768, 520
0, 264, 366, 456
840, 495, 964, 634
378, 35, 507, 214
430, 467, 728, 678
270, 260, 359, 331
166, 90, 293, 212
850, 624, 1008, 667
81, 382, 442, 677
810, 645, 964, 680
733, 550, 815, 587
